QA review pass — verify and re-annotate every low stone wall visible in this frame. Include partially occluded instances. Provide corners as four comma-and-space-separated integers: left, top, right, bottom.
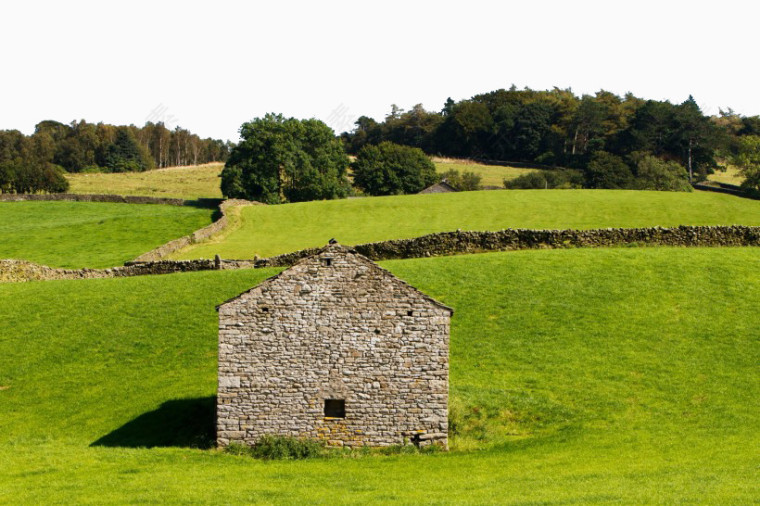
0, 258, 258, 283
470, 158, 558, 170
0, 192, 259, 263
0, 192, 222, 207
254, 225, 760, 267
130, 199, 261, 262
4, 225, 760, 283
693, 182, 759, 200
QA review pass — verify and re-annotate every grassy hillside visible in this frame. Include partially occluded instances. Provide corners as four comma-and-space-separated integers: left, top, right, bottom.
64, 160, 528, 200
433, 157, 537, 187
0, 201, 214, 268
66, 163, 224, 200
707, 165, 745, 185
0, 247, 757, 502
173, 189, 760, 260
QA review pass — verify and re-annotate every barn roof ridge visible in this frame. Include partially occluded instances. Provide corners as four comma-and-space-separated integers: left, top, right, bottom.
216, 241, 453, 314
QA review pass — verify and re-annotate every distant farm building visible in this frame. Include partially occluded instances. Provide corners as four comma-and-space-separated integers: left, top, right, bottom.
216, 242, 452, 448
419, 179, 459, 194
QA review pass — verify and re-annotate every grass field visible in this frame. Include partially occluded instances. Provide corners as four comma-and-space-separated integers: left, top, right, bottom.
0, 201, 214, 268
432, 157, 538, 187
707, 165, 745, 185
66, 163, 224, 200
173, 189, 760, 260
65, 159, 530, 199
0, 247, 757, 503
63, 157, 746, 202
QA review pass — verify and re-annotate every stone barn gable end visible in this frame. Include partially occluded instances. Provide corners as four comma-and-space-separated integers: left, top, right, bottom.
216, 242, 452, 449
419, 179, 459, 194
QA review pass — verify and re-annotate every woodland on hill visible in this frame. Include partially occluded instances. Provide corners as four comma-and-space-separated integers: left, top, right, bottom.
0, 120, 230, 193
342, 87, 760, 189
4, 86, 760, 197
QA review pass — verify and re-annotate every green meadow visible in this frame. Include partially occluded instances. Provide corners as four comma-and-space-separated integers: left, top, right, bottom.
173, 189, 760, 260
0, 201, 213, 268
64, 160, 525, 200
66, 163, 225, 200
432, 158, 538, 187
1, 247, 757, 503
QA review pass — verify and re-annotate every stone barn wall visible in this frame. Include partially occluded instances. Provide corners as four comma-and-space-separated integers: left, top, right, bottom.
216, 244, 451, 448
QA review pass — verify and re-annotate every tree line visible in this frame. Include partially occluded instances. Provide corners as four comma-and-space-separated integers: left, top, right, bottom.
0, 120, 231, 193
341, 86, 760, 190
221, 100, 760, 204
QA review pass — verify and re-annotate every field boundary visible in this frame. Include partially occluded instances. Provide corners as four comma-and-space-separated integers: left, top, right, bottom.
0, 192, 222, 207
0, 193, 263, 264
470, 158, 558, 170
254, 225, 760, 266
3, 224, 760, 283
130, 199, 262, 262
693, 182, 760, 200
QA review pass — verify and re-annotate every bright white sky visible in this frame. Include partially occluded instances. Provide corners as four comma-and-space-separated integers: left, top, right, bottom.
1, 0, 757, 142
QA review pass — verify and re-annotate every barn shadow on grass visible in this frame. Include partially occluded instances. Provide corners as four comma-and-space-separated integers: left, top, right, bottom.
91, 396, 215, 449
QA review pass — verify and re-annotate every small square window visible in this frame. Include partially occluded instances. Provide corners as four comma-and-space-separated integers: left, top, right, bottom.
324, 399, 345, 418
321, 257, 332, 267
407, 310, 414, 316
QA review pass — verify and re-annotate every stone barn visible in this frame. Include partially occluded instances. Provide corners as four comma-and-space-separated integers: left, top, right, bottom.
216, 242, 452, 448
419, 179, 459, 194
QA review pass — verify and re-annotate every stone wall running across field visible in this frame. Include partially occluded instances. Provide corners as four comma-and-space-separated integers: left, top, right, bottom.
130, 199, 262, 262
0, 192, 222, 207
0, 193, 262, 263
3, 225, 760, 283
0, 258, 259, 283
254, 225, 760, 267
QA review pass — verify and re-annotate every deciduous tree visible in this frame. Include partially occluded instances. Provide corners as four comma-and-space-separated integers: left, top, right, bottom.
352, 141, 437, 195
221, 114, 350, 204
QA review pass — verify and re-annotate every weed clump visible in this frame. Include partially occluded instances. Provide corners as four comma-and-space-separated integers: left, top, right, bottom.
224, 437, 445, 460
225, 436, 325, 460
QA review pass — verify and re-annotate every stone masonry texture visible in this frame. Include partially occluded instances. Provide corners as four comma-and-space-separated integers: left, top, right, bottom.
216, 243, 452, 448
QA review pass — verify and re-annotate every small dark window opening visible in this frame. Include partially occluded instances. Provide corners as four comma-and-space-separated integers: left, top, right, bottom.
374, 329, 381, 335
322, 257, 332, 267
261, 307, 269, 313
324, 399, 345, 418
407, 310, 414, 316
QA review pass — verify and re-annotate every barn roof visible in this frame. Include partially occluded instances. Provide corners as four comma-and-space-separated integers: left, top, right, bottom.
418, 179, 459, 194
217, 242, 453, 314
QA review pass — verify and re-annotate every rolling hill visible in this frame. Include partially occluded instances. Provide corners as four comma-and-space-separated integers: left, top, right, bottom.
0, 201, 214, 268
1, 247, 757, 502
172, 189, 760, 260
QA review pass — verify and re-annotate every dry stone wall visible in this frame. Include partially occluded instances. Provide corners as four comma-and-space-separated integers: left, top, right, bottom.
0, 259, 226, 283
255, 225, 760, 267
0, 193, 262, 264
0, 192, 222, 207
4, 225, 760, 283
217, 244, 451, 448
131, 199, 261, 262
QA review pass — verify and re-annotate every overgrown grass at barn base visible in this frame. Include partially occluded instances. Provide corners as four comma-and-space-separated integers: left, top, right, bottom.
0, 201, 214, 268
173, 189, 760, 260
0, 247, 757, 502
225, 436, 325, 460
